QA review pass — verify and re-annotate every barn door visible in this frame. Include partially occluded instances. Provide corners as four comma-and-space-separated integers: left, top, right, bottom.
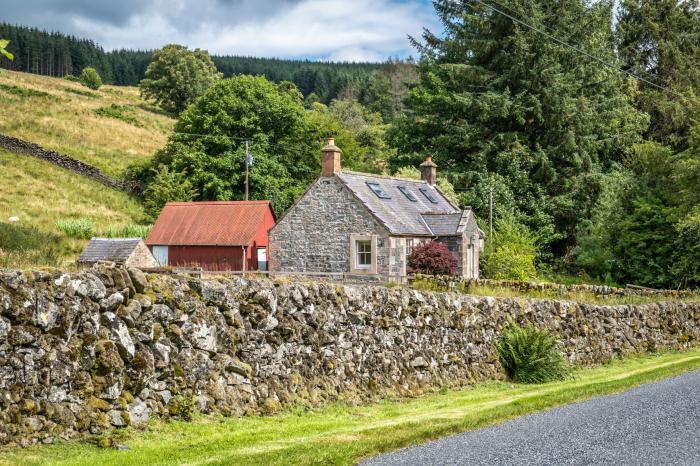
152, 245, 169, 266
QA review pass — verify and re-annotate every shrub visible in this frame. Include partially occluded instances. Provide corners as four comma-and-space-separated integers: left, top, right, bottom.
56, 218, 93, 239
143, 165, 198, 220
0, 83, 50, 98
495, 322, 570, 383
63, 74, 80, 82
80, 67, 102, 90
482, 215, 538, 280
65, 87, 99, 98
95, 104, 141, 127
407, 241, 458, 276
101, 224, 152, 238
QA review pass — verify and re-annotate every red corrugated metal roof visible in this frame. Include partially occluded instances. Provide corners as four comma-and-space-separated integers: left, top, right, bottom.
146, 201, 275, 246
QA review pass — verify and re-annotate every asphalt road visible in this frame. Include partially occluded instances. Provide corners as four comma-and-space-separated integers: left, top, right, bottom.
362, 369, 700, 466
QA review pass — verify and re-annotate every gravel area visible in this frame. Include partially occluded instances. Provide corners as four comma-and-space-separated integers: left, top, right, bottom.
362, 369, 700, 466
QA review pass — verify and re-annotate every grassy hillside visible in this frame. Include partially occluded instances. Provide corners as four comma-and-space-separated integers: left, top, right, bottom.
0, 70, 167, 268
0, 148, 146, 268
0, 70, 174, 176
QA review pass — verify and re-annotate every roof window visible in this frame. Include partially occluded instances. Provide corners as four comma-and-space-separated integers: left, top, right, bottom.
366, 182, 391, 199
419, 187, 439, 204
397, 186, 417, 202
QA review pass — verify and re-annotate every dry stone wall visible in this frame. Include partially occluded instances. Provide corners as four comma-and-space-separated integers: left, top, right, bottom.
0, 133, 133, 192
1, 265, 699, 446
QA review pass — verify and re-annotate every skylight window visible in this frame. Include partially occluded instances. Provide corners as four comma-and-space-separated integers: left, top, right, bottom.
367, 182, 391, 199
397, 186, 417, 202
419, 187, 439, 204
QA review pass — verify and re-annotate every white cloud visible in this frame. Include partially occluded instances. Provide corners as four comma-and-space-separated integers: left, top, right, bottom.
1, 0, 438, 61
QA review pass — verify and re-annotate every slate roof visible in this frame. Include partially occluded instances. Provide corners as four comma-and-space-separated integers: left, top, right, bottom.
146, 201, 274, 246
336, 171, 460, 236
421, 212, 465, 236
78, 238, 142, 263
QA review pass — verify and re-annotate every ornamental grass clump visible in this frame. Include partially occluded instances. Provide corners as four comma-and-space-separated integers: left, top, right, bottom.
56, 218, 93, 239
495, 322, 570, 383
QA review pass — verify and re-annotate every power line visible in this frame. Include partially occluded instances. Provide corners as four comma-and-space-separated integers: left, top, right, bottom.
467, 0, 700, 112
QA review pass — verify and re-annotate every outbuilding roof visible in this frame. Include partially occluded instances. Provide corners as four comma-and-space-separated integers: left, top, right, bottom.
78, 238, 143, 263
146, 201, 274, 246
336, 172, 460, 236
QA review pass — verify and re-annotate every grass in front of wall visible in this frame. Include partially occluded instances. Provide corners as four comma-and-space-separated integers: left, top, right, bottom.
3, 349, 700, 466
0, 149, 145, 267
0, 70, 174, 176
409, 278, 700, 306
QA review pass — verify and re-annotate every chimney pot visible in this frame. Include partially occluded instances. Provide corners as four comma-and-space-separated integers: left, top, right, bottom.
419, 155, 437, 185
321, 137, 342, 177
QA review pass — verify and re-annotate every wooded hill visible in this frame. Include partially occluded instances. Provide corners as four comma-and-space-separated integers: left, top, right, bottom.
0, 23, 383, 103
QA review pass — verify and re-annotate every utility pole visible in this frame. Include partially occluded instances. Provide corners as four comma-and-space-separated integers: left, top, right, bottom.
488, 186, 494, 249
244, 140, 250, 201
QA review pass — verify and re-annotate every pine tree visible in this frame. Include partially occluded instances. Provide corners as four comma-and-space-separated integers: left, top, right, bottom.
617, 0, 700, 151
391, 0, 647, 258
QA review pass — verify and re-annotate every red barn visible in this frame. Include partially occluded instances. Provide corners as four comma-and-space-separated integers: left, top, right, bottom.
145, 201, 276, 271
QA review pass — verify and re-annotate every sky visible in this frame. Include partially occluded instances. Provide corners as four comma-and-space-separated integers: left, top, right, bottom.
0, 0, 441, 62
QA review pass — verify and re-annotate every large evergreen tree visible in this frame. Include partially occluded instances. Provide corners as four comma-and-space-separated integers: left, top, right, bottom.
617, 0, 700, 151
390, 0, 647, 259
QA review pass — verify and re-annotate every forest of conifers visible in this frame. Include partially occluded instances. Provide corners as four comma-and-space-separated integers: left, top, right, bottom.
0, 23, 382, 103
2, 0, 700, 290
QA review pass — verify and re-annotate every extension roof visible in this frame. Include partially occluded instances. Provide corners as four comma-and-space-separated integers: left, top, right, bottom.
146, 201, 274, 246
336, 171, 465, 236
78, 238, 143, 263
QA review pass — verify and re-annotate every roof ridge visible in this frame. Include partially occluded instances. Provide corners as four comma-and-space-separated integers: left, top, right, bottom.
90, 237, 142, 241
339, 170, 428, 184
165, 200, 270, 205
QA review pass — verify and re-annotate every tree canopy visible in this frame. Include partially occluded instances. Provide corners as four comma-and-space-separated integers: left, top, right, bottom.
391, 0, 648, 262
139, 44, 222, 114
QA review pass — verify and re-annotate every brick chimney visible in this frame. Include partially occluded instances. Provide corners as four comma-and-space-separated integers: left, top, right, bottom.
420, 155, 437, 185
321, 137, 342, 177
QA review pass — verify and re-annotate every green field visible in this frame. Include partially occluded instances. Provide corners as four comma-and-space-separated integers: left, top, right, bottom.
0, 148, 145, 267
0, 70, 173, 176
0, 70, 170, 267
3, 348, 699, 466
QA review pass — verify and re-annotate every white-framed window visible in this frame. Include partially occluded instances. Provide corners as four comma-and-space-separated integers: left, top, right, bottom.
356, 240, 372, 268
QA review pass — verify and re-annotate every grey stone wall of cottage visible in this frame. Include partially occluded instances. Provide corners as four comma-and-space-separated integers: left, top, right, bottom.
269, 176, 396, 277
1, 265, 699, 446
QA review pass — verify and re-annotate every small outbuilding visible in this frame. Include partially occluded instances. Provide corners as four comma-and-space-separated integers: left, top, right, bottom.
78, 238, 158, 268
145, 201, 276, 271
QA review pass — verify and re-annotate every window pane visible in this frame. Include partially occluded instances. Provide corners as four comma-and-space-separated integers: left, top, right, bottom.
419, 187, 439, 204
398, 186, 417, 202
357, 240, 372, 267
366, 182, 391, 199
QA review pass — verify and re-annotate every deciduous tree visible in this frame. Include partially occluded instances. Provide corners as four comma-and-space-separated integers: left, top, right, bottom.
139, 44, 222, 114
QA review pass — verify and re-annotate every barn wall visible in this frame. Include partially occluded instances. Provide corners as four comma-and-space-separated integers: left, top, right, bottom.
169, 246, 245, 271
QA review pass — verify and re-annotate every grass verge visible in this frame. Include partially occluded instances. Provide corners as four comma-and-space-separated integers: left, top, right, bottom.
2, 348, 699, 466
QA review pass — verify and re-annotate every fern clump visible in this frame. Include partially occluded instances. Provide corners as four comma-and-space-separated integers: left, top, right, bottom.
495, 322, 570, 383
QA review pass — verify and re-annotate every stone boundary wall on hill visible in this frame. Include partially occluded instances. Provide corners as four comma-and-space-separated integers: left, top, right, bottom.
0, 133, 134, 192
409, 274, 699, 299
1, 266, 699, 447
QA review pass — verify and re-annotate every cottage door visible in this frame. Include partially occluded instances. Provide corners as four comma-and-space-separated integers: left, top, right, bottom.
257, 248, 267, 271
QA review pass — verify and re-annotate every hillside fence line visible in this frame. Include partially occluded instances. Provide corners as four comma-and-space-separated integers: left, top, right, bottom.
0, 133, 135, 192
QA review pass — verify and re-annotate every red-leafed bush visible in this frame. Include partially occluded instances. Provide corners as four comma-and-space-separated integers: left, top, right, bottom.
407, 241, 458, 276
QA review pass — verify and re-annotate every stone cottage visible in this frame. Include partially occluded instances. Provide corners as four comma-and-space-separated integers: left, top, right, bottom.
78, 238, 158, 268
269, 138, 484, 281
